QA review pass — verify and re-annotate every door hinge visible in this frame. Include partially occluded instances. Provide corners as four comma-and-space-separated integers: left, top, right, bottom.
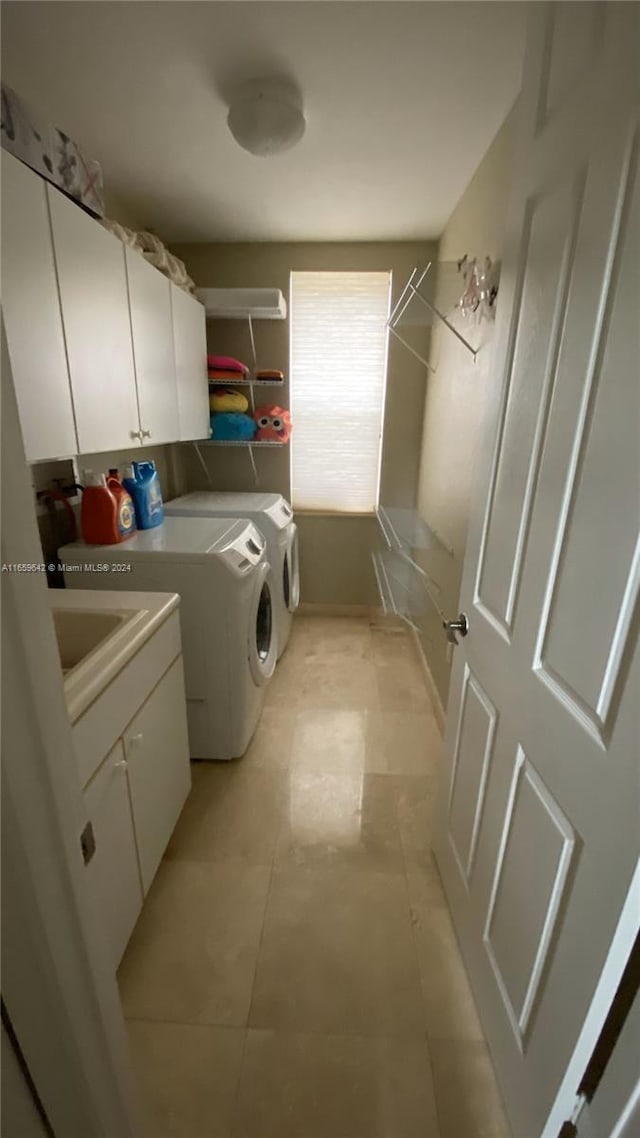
80, 820, 96, 866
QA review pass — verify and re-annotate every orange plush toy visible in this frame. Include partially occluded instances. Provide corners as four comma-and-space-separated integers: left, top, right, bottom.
254, 405, 292, 442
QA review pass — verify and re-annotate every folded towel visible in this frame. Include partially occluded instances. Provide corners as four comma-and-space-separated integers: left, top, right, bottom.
207, 355, 248, 375
256, 369, 284, 381
208, 369, 249, 382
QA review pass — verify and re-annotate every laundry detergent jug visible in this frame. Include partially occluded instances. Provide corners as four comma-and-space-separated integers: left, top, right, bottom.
122, 461, 164, 530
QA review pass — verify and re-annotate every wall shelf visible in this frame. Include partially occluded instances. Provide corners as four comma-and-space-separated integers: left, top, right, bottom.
388, 263, 478, 371
197, 288, 287, 321
377, 506, 453, 557
208, 377, 285, 388
197, 439, 286, 448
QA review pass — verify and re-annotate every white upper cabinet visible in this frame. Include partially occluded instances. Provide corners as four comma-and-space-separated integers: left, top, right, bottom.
48, 186, 140, 453
1, 152, 78, 461
171, 284, 209, 441
125, 247, 180, 446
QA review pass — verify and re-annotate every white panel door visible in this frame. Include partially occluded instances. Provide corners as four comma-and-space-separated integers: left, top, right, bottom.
433, 5, 640, 1136
83, 739, 143, 969
171, 284, 209, 441
124, 657, 191, 894
125, 247, 180, 446
48, 187, 141, 454
1, 152, 77, 461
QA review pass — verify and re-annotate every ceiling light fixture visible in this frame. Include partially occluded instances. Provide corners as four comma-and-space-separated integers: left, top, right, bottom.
227, 79, 306, 158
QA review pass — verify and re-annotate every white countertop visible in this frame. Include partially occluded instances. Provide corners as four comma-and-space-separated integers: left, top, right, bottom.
48, 588, 180, 723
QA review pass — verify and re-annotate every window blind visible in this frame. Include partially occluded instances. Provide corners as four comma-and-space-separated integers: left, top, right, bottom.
290, 270, 391, 513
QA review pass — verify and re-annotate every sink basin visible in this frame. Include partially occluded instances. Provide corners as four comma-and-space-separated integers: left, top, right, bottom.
52, 607, 139, 676
48, 590, 180, 724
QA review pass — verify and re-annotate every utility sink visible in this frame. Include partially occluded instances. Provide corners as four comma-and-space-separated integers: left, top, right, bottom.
52, 607, 137, 675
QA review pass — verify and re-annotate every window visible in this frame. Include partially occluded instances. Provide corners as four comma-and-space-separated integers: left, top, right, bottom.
290, 271, 391, 513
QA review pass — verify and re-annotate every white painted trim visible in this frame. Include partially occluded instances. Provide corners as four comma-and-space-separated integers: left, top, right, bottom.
542, 858, 640, 1138
1, 316, 136, 1135
411, 625, 446, 733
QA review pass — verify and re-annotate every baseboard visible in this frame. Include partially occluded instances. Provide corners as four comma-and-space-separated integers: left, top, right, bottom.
411, 627, 446, 735
296, 603, 382, 618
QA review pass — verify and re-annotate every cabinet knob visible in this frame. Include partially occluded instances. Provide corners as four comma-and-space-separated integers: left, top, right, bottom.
114, 758, 128, 771
130, 429, 142, 441
141, 429, 151, 440
128, 732, 144, 750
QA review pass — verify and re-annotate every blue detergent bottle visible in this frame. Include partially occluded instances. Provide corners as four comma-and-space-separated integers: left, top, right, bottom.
122, 460, 164, 529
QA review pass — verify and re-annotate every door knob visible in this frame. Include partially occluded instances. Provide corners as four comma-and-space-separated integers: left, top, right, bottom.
443, 613, 469, 645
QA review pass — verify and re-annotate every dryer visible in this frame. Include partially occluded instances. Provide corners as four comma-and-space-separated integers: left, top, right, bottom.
164, 492, 299, 657
59, 516, 277, 760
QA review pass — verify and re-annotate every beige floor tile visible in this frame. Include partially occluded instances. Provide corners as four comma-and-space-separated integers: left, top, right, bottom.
274, 771, 405, 875
118, 860, 270, 1026
366, 711, 442, 776
290, 709, 367, 773
430, 1040, 509, 1138
233, 1029, 440, 1138
126, 1020, 244, 1138
370, 625, 416, 665
293, 616, 373, 659
394, 776, 439, 868
165, 764, 285, 865
249, 867, 426, 1035
375, 659, 433, 712
294, 655, 380, 710
237, 707, 294, 771
407, 869, 484, 1042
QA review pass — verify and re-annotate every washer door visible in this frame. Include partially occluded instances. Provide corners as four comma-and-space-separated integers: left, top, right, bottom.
248, 561, 277, 685
284, 523, 300, 613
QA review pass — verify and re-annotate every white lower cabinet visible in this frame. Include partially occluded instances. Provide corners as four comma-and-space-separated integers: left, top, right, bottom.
77, 641, 191, 970
83, 739, 144, 968
124, 657, 191, 894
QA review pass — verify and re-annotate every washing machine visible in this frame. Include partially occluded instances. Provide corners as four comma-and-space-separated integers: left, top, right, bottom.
59, 516, 277, 760
164, 492, 299, 658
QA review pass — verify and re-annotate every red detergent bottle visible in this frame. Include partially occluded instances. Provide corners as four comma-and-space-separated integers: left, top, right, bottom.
81, 472, 121, 544
107, 468, 137, 540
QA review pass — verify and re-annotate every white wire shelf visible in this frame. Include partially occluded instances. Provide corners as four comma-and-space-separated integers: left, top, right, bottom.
198, 439, 287, 448
372, 550, 445, 630
388, 263, 478, 369
208, 377, 285, 388
198, 288, 287, 320
377, 506, 453, 557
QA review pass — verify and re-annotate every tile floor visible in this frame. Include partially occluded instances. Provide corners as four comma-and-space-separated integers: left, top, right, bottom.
118, 616, 509, 1138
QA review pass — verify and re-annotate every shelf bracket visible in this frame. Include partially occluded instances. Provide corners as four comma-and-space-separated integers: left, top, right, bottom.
407, 279, 478, 360
247, 444, 259, 486
192, 442, 213, 486
387, 263, 478, 370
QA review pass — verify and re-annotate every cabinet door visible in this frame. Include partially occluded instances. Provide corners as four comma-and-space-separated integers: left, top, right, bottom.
125, 247, 180, 446
171, 284, 209, 441
124, 657, 191, 894
48, 187, 140, 453
1, 153, 78, 461
83, 739, 143, 968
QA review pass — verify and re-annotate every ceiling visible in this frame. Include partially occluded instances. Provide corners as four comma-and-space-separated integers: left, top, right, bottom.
1, 2, 526, 243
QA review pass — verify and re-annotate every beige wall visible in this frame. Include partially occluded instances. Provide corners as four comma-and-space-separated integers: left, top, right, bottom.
415, 106, 518, 709
172, 241, 435, 606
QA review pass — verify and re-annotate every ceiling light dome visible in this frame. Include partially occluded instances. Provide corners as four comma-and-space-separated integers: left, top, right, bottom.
227, 79, 306, 157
